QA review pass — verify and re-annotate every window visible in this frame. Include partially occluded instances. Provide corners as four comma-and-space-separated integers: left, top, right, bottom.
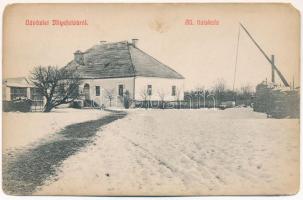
118, 84, 124, 96
147, 85, 152, 96
10, 87, 27, 100
95, 86, 100, 96
172, 85, 176, 96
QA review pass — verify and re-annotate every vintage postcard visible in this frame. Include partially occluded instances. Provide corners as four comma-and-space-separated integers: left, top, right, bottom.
2, 3, 300, 196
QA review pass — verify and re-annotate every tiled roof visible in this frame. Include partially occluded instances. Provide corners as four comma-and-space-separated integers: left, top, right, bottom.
65, 41, 184, 79
129, 46, 184, 79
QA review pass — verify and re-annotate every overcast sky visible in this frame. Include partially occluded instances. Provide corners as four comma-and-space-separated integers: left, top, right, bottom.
3, 3, 300, 90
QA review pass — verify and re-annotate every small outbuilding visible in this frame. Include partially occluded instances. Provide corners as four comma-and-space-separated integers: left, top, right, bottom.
2, 77, 44, 111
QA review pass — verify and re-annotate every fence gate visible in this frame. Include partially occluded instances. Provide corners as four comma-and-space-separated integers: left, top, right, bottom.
31, 97, 44, 112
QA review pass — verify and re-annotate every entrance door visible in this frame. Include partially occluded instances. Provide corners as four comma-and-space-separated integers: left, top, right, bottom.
83, 83, 90, 101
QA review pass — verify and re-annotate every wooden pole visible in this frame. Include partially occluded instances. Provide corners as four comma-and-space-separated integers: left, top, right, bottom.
240, 23, 289, 87
271, 55, 275, 83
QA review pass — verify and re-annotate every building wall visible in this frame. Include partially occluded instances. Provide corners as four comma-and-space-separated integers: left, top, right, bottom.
80, 77, 135, 107
2, 86, 31, 101
80, 76, 185, 107
134, 76, 185, 101
3, 85, 8, 101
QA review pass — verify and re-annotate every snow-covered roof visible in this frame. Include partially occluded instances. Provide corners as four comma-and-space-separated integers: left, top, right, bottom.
3, 77, 34, 88
65, 41, 184, 79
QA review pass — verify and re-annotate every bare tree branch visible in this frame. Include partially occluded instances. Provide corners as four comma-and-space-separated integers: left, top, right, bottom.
29, 66, 81, 112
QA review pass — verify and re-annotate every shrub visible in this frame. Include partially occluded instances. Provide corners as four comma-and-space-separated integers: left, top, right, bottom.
123, 90, 132, 109
3, 99, 32, 112
69, 100, 83, 109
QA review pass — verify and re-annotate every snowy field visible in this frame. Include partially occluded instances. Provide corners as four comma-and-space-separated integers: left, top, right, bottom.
35, 108, 299, 195
3, 108, 110, 151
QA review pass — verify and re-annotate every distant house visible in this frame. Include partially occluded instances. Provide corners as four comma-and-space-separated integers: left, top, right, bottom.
65, 39, 185, 107
2, 77, 44, 110
3, 77, 34, 101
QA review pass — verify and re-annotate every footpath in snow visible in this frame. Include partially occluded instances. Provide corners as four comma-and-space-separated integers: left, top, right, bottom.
3, 108, 126, 195
36, 108, 299, 195
3, 108, 110, 151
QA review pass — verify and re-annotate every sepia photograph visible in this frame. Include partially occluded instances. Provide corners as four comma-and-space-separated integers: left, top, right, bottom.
1, 3, 300, 196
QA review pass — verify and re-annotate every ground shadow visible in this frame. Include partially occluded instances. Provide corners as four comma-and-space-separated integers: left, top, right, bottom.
2, 110, 127, 195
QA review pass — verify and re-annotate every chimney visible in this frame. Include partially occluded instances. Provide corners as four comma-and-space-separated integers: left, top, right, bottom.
132, 39, 139, 47
74, 50, 84, 65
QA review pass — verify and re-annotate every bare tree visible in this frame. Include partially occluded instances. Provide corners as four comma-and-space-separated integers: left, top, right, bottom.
239, 83, 254, 106
123, 90, 132, 109
240, 83, 253, 97
173, 87, 183, 109
157, 89, 166, 109
213, 78, 226, 93
104, 88, 115, 107
195, 85, 205, 94
175, 87, 182, 101
212, 78, 227, 104
140, 88, 150, 108
193, 85, 204, 108
30, 66, 80, 112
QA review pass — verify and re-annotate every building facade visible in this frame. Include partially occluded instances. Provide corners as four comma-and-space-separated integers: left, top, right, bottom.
3, 77, 44, 111
3, 77, 36, 101
65, 39, 185, 107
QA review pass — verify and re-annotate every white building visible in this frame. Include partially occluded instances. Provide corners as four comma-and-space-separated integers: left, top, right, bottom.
3, 77, 36, 101
2, 77, 44, 111
65, 39, 185, 107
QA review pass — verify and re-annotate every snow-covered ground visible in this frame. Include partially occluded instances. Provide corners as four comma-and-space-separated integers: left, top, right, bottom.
3, 108, 110, 151
36, 108, 299, 195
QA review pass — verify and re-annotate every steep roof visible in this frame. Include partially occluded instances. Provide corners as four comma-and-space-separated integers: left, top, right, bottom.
65, 41, 184, 79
